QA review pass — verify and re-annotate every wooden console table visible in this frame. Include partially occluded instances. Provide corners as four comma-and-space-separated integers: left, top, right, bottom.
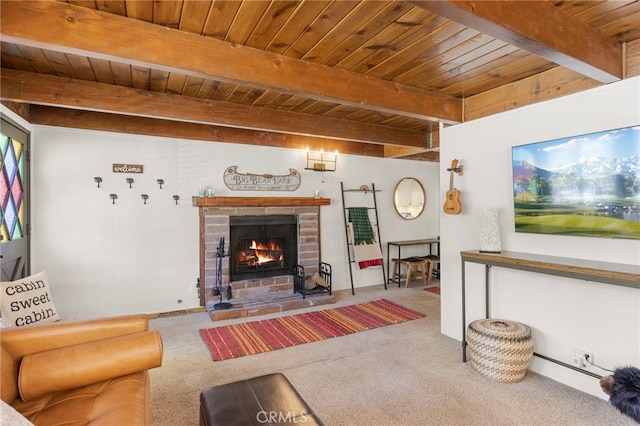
460, 250, 640, 378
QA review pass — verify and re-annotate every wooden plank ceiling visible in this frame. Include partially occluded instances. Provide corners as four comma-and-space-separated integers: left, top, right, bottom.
1, 0, 639, 162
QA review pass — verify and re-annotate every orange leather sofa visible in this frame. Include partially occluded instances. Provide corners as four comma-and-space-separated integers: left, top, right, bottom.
1, 315, 163, 425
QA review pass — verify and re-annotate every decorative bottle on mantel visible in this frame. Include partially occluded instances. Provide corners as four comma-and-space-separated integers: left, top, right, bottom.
480, 207, 502, 253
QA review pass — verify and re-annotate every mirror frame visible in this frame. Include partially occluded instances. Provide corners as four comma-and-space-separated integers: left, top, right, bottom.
393, 178, 426, 220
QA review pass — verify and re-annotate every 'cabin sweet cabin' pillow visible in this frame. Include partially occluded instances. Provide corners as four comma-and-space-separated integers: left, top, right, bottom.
0, 272, 60, 327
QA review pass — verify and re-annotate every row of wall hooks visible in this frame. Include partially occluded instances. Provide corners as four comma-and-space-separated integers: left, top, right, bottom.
108, 194, 180, 205
94, 177, 166, 189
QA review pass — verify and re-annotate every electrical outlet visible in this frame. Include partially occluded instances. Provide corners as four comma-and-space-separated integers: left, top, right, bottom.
575, 349, 593, 368
571, 356, 583, 368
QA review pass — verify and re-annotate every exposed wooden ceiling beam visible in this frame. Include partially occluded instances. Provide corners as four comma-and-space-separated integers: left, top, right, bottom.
465, 67, 601, 121
1, 69, 429, 148
29, 106, 387, 158
412, 0, 623, 83
384, 145, 432, 158
0, 0, 462, 123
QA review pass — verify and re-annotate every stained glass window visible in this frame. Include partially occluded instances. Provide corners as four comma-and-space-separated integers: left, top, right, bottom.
1, 132, 25, 242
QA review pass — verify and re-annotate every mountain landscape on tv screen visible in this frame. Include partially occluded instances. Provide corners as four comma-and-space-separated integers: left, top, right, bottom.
513, 155, 639, 200
512, 155, 640, 239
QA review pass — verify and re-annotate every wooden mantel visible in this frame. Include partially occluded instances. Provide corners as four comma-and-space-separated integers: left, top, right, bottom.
192, 196, 330, 207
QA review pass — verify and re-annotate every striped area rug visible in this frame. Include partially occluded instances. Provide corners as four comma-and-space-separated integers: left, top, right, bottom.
200, 299, 424, 361
425, 286, 440, 295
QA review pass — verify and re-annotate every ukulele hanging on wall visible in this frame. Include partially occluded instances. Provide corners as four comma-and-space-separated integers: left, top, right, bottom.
443, 159, 463, 215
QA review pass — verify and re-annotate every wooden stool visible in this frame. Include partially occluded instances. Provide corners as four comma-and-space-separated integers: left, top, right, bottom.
419, 255, 440, 286
392, 256, 440, 287
390, 258, 406, 286
400, 257, 429, 287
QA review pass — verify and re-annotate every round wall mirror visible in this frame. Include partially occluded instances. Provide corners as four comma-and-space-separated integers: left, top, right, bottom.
393, 178, 426, 220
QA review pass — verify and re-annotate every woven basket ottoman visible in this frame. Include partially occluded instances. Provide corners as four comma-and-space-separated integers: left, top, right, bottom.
466, 318, 534, 383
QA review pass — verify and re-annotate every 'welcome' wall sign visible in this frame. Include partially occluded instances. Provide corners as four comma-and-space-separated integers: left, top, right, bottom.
113, 163, 144, 173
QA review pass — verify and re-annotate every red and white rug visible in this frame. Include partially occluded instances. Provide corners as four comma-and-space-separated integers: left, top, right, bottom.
200, 299, 424, 360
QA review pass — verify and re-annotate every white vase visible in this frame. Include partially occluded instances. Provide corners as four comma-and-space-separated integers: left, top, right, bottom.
480, 207, 502, 253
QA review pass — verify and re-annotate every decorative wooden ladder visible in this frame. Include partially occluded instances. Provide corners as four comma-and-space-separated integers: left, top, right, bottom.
340, 182, 387, 294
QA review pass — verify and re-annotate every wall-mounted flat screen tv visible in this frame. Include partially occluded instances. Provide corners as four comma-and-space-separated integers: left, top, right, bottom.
512, 126, 640, 239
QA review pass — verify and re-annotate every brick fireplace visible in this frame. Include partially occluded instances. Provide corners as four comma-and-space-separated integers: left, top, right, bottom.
194, 196, 334, 320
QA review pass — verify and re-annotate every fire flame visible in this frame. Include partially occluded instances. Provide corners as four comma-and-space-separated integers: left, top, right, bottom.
249, 240, 283, 264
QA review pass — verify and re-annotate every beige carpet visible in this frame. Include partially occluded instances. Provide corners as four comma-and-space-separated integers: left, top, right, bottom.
149, 281, 634, 426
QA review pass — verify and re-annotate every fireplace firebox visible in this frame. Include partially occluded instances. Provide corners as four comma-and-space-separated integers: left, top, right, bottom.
229, 215, 298, 282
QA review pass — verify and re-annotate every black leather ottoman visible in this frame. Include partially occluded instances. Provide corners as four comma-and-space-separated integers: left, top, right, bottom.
199, 373, 323, 426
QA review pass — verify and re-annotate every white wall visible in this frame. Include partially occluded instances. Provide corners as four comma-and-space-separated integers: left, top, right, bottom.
440, 76, 640, 398
0, 110, 439, 319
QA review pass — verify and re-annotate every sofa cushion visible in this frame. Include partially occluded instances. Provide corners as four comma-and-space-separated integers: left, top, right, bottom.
18, 330, 162, 401
12, 371, 151, 426
0, 314, 149, 357
0, 272, 60, 327
1, 345, 18, 403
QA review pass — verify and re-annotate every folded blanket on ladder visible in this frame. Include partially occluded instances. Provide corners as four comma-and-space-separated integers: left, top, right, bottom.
348, 207, 383, 269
